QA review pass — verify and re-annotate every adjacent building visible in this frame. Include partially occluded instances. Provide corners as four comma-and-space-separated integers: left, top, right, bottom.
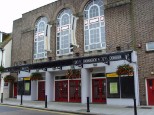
5, 0, 154, 106
0, 32, 12, 99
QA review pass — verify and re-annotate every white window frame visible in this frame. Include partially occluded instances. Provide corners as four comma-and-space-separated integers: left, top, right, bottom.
146, 42, 154, 51
84, 0, 106, 52
34, 17, 48, 59
56, 9, 73, 56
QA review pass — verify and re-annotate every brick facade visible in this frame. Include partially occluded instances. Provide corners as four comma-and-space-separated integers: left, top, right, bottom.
12, 0, 154, 105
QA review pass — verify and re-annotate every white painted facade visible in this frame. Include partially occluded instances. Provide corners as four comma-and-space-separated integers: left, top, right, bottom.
17, 51, 139, 106
0, 39, 12, 99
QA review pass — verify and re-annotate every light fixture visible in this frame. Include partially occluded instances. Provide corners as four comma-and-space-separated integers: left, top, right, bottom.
48, 57, 52, 61
42, 68, 47, 71
56, 66, 62, 70
116, 46, 121, 51
151, 72, 154, 75
93, 63, 97, 66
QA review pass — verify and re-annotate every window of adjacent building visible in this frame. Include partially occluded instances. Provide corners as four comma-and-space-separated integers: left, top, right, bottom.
84, 0, 105, 51
146, 42, 154, 51
107, 76, 134, 98
56, 9, 73, 56
0, 32, 2, 42
34, 17, 48, 59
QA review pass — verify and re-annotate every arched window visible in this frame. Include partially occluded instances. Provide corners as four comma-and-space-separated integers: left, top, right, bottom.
56, 9, 73, 56
84, 0, 105, 51
34, 17, 48, 59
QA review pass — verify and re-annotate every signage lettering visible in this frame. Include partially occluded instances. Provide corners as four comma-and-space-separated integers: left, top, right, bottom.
109, 55, 122, 60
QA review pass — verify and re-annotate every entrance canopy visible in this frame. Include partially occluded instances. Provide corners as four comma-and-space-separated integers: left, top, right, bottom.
4, 50, 132, 73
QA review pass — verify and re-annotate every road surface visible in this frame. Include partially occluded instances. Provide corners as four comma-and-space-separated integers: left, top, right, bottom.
0, 104, 80, 115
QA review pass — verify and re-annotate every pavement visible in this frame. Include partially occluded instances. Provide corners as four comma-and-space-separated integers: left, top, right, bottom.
1, 98, 154, 115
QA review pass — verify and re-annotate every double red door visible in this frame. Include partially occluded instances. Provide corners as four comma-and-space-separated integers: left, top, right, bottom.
147, 79, 154, 105
69, 80, 81, 102
55, 80, 68, 102
38, 81, 45, 101
92, 79, 106, 103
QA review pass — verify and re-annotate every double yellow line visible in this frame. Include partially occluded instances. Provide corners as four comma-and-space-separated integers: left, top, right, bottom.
0, 104, 79, 115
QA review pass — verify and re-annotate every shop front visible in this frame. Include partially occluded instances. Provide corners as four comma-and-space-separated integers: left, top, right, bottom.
5, 51, 139, 106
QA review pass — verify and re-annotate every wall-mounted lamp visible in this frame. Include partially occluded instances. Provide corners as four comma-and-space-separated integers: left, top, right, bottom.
77, 65, 83, 68
116, 46, 121, 51
48, 57, 52, 61
137, 43, 142, 48
56, 66, 62, 70
23, 61, 27, 64
93, 63, 97, 66
42, 68, 47, 71
52, 67, 56, 70
36, 69, 39, 72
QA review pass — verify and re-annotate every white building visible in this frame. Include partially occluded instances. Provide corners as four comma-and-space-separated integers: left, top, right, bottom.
0, 32, 12, 100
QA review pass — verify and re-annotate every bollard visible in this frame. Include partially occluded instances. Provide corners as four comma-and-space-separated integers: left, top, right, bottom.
87, 97, 90, 112
45, 95, 47, 108
134, 98, 137, 115
20, 94, 23, 105
1, 93, 3, 103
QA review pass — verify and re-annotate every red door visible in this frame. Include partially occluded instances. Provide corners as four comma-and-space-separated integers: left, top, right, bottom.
14, 83, 17, 98
55, 80, 68, 102
38, 81, 45, 101
92, 79, 106, 103
147, 79, 154, 105
69, 80, 81, 102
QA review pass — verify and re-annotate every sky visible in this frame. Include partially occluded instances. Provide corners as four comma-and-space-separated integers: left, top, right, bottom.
0, 0, 57, 33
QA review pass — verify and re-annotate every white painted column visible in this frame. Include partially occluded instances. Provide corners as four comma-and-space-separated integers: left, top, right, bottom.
131, 51, 140, 105
45, 72, 54, 102
81, 68, 90, 104
131, 63, 140, 105
31, 80, 37, 100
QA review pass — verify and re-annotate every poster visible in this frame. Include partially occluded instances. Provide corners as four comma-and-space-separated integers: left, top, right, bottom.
25, 83, 30, 91
110, 82, 118, 94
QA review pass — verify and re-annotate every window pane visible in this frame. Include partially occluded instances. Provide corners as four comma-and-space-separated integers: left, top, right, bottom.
38, 41, 44, 53
84, 11, 88, 19
101, 27, 105, 42
90, 6, 99, 18
38, 22, 45, 32
61, 35, 69, 49
38, 36, 44, 41
90, 23, 99, 29
90, 29, 100, 44
94, 0, 103, 7
61, 14, 69, 25
100, 6, 104, 15
146, 42, 154, 51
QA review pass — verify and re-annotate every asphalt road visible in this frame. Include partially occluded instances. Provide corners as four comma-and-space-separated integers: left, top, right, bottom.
0, 105, 80, 115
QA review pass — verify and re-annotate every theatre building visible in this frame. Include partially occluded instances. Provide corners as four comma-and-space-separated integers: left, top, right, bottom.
5, 0, 154, 106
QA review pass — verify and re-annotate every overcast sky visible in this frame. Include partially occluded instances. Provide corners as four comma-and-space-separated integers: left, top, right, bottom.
0, 0, 57, 33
